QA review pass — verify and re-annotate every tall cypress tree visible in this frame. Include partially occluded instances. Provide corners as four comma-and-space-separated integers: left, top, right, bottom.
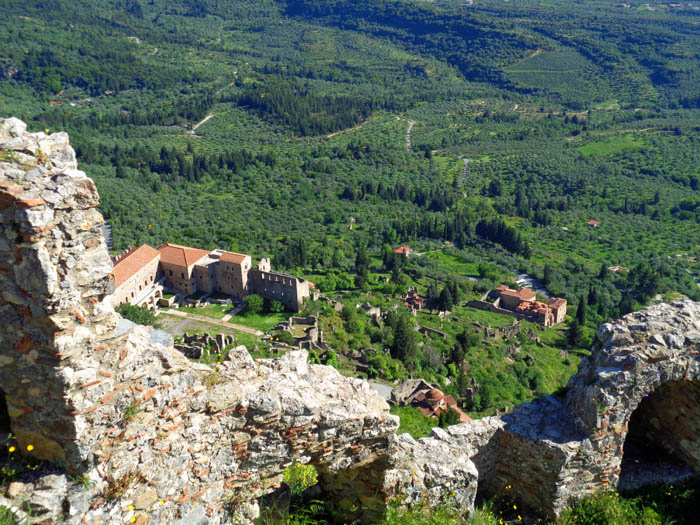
576, 293, 587, 326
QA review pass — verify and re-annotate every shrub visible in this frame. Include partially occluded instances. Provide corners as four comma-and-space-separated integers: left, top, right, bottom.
243, 294, 264, 315
266, 299, 285, 313
323, 349, 339, 368
275, 331, 296, 346
115, 303, 159, 326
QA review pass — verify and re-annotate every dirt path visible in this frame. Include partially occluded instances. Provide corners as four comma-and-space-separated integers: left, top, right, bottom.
191, 113, 214, 135
326, 119, 368, 139
406, 120, 416, 150
459, 157, 469, 186
216, 79, 237, 96
158, 309, 263, 335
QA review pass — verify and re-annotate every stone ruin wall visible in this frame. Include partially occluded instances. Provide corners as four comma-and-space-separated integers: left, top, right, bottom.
2, 117, 700, 523
0, 118, 477, 524
250, 270, 309, 312
439, 299, 700, 516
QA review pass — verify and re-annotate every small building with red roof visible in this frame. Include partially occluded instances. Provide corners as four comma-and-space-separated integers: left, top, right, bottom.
394, 245, 412, 257
391, 380, 471, 423
498, 286, 537, 310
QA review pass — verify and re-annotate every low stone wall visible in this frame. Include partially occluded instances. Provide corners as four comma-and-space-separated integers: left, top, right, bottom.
467, 300, 525, 320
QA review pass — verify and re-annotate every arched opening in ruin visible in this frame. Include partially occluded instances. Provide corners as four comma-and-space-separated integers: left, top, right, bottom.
0, 389, 10, 434
619, 380, 700, 490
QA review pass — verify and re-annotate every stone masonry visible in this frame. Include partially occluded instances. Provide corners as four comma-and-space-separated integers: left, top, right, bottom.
435, 299, 700, 517
2, 117, 700, 522
0, 118, 477, 523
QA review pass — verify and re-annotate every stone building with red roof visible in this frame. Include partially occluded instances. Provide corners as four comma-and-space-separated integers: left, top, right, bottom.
158, 243, 211, 295
394, 245, 412, 257
491, 285, 567, 327
391, 379, 471, 423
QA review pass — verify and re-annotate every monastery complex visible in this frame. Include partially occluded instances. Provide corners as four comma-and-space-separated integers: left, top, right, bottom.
493, 285, 567, 326
111, 242, 310, 311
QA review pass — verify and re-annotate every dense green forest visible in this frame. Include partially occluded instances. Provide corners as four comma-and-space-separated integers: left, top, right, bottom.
1, 0, 699, 416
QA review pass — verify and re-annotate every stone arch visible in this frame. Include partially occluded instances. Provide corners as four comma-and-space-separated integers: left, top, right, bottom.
0, 389, 10, 434
619, 380, 700, 488
565, 301, 700, 494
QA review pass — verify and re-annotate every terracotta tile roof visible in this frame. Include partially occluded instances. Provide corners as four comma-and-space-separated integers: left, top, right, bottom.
517, 300, 551, 315
426, 388, 445, 401
417, 406, 433, 418
501, 287, 536, 301
547, 298, 567, 308
219, 251, 248, 265
157, 243, 210, 268
112, 244, 159, 287
394, 245, 411, 255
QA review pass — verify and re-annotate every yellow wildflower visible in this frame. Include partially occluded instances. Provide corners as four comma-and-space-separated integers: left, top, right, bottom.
26, 444, 34, 452
8, 446, 15, 453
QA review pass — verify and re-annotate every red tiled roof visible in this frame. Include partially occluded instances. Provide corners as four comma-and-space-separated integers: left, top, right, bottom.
517, 301, 550, 314
394, 245, 411, 254
112, 244, 159, 287
501, 287, 536, 301
426, 388, 445, 401
417, 406, 433, 418
219, 251, 248, 265
587, 220, 600, 226
455, 407, 472, 423
547, 298, 567, 308
157, 243, 210, 268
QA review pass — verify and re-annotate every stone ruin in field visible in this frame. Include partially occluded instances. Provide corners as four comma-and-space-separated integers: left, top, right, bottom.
0, 117, 699, 523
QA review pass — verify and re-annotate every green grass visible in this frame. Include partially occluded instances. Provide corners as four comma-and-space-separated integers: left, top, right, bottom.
578, 134, 645, 157
178, 303, 232, 319
422, 251, 511, 281
277, 480, 700, 524
0, 506, 20, 525
390, 404, 437, 439
229, 312, 288, 332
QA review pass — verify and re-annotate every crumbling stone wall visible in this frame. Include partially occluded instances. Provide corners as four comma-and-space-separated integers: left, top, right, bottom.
0, 118, 477, 524
250, 268, 310, 312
